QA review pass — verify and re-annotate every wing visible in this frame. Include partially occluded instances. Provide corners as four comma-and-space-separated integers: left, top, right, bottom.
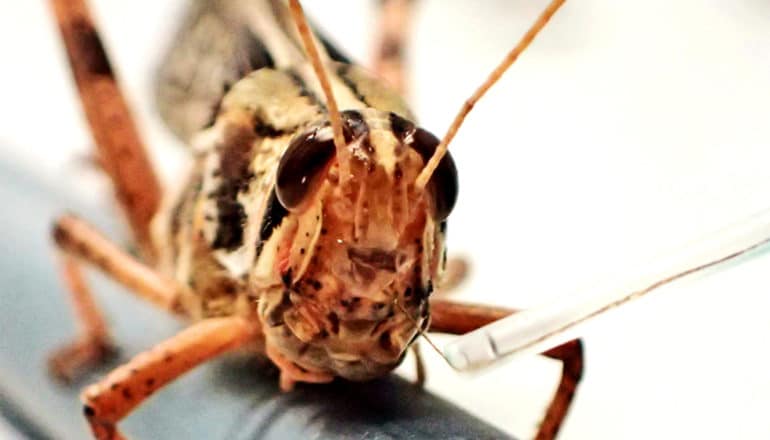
154, 0, 351, 143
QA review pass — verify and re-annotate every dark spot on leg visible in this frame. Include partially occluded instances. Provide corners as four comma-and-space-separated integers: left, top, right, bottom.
71, 19, 113, 76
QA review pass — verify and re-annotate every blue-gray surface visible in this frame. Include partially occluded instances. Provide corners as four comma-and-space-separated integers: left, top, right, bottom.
0, 159, 512, 439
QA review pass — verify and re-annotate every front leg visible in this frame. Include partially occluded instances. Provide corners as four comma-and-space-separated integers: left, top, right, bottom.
429, 299, 584, 440
49, 215, 183, 381
82, 317, 258, 440
48, 253, 117, 382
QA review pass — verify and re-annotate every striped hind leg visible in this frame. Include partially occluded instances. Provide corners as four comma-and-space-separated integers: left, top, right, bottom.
429, 299, 584, 440
50, 0, 162, 261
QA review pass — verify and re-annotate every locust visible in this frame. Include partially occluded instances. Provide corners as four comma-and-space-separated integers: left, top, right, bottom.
47, 0, 582, 439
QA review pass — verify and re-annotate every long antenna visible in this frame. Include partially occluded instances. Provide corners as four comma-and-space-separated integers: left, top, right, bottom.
287, 0, 347, 157
444, 206, 770, 371
414, 0, 567, 191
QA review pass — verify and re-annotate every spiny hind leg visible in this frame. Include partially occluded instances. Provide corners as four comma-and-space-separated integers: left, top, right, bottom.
81, 317, 257, 440
373, 0, 416, 95
50, 0, 162, 260
536, 340, 583, 440
49, 215, 183, 382
429, 299, 584, 440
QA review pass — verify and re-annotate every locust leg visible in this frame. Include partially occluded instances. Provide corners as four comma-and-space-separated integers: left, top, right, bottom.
49, 215, 184, 382
372, 0, 415, 95
81, 317, 258, 440
48, 253, 117, 382
265, 345, 334, 392
429, 299, 584, 440
50, 0, 162, 261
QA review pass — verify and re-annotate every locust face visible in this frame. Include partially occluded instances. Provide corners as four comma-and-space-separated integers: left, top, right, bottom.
261, 109, 458, 379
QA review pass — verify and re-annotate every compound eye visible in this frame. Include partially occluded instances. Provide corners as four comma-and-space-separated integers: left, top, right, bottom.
276, 128, 336, 211
412, 128, 459, 221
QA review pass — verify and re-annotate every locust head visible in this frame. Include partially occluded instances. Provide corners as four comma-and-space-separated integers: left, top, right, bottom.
263, 108, 457, 379
274, 109, 457, 296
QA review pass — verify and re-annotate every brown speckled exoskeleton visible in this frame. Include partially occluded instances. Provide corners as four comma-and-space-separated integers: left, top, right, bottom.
47, 0, 583, 439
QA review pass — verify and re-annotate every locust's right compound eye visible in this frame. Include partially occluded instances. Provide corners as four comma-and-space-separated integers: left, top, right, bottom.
388, 112, 459, 222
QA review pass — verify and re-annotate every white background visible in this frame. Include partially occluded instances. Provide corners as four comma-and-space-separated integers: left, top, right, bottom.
3, 1, 770, 438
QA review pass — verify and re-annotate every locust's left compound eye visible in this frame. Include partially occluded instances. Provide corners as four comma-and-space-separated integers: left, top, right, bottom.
388, 112, 459, 221
276, 128, 336, 210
